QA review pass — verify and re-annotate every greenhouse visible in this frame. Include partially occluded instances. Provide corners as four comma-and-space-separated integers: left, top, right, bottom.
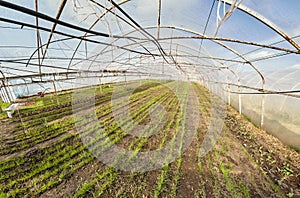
0, 0, 299, 197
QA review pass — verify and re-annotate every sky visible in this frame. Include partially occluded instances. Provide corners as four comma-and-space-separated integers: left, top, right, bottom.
0, 0, 300, 91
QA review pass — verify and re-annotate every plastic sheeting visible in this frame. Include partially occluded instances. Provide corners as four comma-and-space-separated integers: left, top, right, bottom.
0, 0, 299, 147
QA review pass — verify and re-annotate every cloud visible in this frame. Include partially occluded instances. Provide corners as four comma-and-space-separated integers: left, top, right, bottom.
135, 0, 199, 18
247, 50, 274, 60
136, 0, 157, 16
289, 26, 300, 37
289, 63, 300, 70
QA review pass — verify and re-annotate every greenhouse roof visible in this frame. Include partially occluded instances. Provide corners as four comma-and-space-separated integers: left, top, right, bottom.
0, 0, 299, 98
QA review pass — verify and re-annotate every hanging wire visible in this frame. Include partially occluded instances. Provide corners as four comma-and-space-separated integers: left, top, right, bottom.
198, 0, 216, 54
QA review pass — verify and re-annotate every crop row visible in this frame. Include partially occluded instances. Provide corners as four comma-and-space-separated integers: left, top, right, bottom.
0, 81, 172, 171
72, 83, 185, 197
0, 81, 171, 156
11, 81, 163, 133
1, 81, 167, 172
32, 83, 175, 196
81, 82, 190, 197
0, 82, 176, 196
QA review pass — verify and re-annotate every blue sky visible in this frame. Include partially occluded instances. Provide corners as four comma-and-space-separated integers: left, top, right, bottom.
0, 0, 300, 89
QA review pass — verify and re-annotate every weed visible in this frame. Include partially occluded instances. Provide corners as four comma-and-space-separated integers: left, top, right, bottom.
0, 192, 8, 198
287, 188, 294, 198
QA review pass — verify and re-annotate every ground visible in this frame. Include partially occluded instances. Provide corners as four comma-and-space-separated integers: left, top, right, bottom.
0, 80, 299, 197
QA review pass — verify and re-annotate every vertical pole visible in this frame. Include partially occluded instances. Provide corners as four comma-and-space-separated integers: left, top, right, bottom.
127, 54, 129, 83
26, 82, 30, 95
175, 44, 178, 65
99, 76, 102, 94
238, 92, 242, 114
140, 57, 142, 86
169, 30, 173, 55
35, 0, 42, 82
238, 79, 242, 115
2, 80, 11, 103
53, 80, 59, 105
1, 84, 7, 103
0, 68, 11, 103
261, 95, 265, 129
227, 84, 231, 106
0, 86, 8, 103
0, 88, 3, 102
85, 40, 88, 59
157, 0, 161, 39
260, 83, 266, 129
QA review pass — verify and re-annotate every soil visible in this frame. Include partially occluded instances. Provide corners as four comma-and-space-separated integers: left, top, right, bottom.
1, 82, 299, 198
